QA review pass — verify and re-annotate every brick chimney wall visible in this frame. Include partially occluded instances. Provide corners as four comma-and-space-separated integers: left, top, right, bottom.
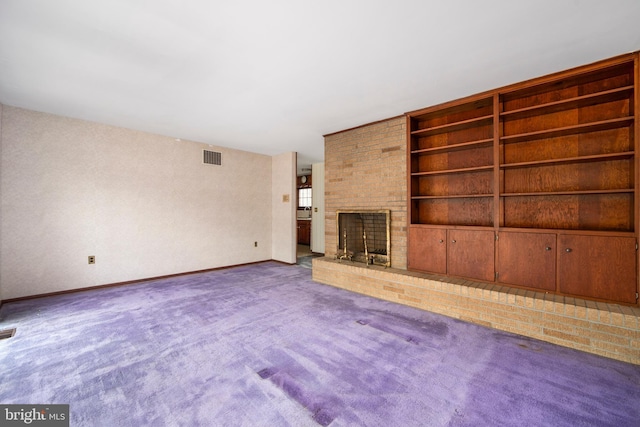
324, 116, 407, 269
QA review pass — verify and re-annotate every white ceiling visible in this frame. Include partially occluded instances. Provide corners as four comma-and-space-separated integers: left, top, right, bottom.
1, 1, 639, 174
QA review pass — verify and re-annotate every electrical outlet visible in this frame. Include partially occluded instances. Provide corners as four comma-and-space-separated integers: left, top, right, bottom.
88, 256, 96, 264
254, 241, 258, 247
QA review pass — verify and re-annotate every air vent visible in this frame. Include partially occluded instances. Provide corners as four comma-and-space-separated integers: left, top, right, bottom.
0, 328, 16, 340
204, 150, 222, 165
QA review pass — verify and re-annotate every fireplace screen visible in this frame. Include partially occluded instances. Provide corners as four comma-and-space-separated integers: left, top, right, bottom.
336, 210, 390, 267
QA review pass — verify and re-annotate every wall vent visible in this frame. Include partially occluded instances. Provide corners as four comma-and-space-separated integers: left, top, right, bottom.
204, 150, 222, 165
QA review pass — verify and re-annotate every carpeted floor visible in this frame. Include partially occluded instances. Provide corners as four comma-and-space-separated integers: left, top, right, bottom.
1, 262, 639, 426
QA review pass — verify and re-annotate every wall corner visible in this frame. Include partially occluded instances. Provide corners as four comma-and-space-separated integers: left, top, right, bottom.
271, 152, 297, 264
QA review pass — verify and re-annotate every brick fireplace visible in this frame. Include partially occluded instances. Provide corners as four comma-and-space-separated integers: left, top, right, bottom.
314, 115, 640, 364
322, 117, 407, 269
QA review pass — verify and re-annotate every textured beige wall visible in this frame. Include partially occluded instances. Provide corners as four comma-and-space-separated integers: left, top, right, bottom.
0, 106, 273, 299
271, 152, 297, 264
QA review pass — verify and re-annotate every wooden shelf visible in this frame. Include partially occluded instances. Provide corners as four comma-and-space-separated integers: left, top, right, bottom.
411, 114, 493, 137
411, 165, 493, 176
501, 189, 633, 197
500, 116, 634, 144
411, 194, 493, 200
411, 138, 493, 155
500, 61, 634, 102
501, 151, 635, 169
407, 52, 638, 306
500, 85, 634, 120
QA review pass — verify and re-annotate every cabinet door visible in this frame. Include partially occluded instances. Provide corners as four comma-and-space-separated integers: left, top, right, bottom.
302, 222, 311, 245
408, 227, 446, 274
558, 235, 637, 304
448, 229, 495, 281
297, 221, 310, 245
497, 232, 556, 291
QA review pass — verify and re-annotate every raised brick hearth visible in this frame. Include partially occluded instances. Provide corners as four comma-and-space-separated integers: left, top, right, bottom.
313, 258, 640, 364
320, 116, 640, 364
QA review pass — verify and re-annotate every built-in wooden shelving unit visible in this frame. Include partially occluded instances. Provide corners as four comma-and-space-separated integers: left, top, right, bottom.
407, 52, 639, 305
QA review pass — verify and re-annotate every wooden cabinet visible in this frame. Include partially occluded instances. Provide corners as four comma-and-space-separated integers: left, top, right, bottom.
297, 220, 311, 245
558, 235, 637, 304
497, 231, 556, 291
407, 52, 639, 305
408, 227, 446, 274
408, 227, 493, 281
448, 229, 495, 282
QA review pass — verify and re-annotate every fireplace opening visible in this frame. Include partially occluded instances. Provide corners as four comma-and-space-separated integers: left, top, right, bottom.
336, 210, 390, 267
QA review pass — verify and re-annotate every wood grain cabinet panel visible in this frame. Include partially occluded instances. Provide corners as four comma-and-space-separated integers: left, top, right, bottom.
408, 227, 446, 274
297, 220, 311, 245
497, 232, 556, 291
558, 235, 637, 304
447, 230, 495, 282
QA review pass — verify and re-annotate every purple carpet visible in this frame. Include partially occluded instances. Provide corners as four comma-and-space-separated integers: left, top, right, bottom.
1, 261, 638, 426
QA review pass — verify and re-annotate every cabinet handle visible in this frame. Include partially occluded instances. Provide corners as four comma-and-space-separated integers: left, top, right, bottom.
565, 248, 572, 253
439, 239, 444, 243
451, 240, 456, 243
545, 246, 551, 251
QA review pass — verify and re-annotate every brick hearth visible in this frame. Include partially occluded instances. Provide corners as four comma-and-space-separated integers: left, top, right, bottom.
319, 116, 640, 365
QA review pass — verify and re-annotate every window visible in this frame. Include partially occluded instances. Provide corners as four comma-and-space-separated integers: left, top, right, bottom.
298, 188, 312, 208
